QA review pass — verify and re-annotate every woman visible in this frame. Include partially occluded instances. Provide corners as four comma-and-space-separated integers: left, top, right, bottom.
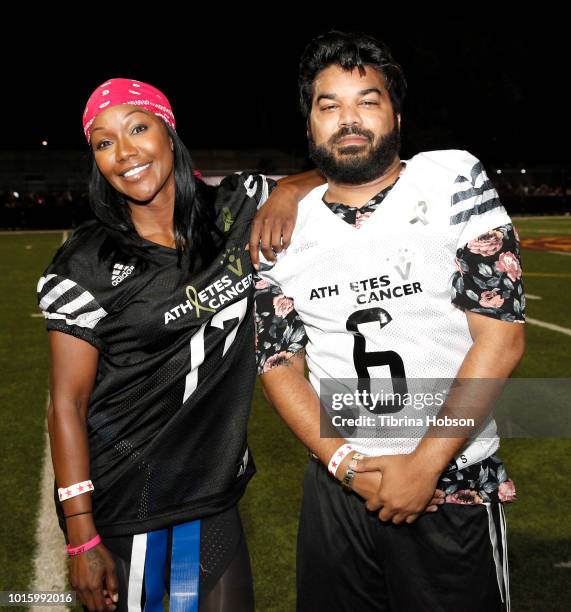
37, 78, 321, 612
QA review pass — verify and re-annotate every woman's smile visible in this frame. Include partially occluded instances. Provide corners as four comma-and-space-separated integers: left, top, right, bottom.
119, 162, 152, 181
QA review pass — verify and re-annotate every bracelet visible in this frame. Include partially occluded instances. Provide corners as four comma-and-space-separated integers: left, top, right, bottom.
327, 444, 354, 477
341, 467, 356, 490
58, 480, 94, 502
341, 453, 364, 491
66, 534, 101, 556
64, 510, 93, 519
349, 452, 364, 471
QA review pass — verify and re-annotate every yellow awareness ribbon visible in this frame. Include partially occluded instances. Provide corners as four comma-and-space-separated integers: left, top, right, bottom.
185, 285, 216, 318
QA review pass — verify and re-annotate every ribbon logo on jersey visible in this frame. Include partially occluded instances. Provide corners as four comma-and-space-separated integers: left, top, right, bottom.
409, 200, 429, 225
186, 285, 217, 318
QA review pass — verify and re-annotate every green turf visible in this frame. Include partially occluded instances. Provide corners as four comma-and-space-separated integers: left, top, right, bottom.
241, 383, 307, 612
513, 215, 571, 236
511, 246, 571, 380
498, 439, 571, 612
0, 232, 63, 608
1, 222, 570, 611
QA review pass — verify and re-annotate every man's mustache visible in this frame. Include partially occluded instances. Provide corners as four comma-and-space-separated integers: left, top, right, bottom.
330, 127, 374, 145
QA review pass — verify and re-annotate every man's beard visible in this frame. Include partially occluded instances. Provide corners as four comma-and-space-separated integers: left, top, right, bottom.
308, 122, 401, 185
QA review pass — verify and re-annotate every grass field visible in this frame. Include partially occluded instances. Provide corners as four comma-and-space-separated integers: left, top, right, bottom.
0, 216, 570, 611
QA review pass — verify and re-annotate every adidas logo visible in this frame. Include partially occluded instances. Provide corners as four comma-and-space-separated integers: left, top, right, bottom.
111, 263, 135, 286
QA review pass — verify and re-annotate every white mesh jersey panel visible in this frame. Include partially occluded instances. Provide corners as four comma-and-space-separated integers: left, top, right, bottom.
260, 150, 511, 461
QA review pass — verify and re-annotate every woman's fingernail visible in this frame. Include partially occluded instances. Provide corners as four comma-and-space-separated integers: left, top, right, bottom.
253, 263, 259, 270
112, 594, 119, 603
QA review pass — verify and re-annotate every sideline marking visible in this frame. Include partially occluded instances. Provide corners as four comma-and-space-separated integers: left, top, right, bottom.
30, 396, 69, 612
527, 318, 571, 337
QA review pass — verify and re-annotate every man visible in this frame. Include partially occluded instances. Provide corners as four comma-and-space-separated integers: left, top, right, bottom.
254, 31, 524, 611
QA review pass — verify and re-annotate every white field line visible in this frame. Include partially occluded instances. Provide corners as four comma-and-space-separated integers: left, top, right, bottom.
553, 560, 571, 568
525, 294, 542, 300
527, 318, 571, 337
29, 396, 69, 612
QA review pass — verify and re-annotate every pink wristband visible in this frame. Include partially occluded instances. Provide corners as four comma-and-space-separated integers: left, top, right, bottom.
66, 534, 101, 556
327, 443, 354, 477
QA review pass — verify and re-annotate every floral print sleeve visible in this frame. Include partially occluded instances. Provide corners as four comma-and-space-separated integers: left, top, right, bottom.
254, 276, 308, 374
452, 223, 525, 322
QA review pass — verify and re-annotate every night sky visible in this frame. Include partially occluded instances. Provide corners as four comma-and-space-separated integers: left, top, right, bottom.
2, 12, 567, 166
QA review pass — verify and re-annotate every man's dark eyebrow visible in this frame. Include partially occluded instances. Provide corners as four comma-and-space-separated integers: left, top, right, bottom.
91, 109, 149, 133
316, 93, 338, 104
359, 88, 383, 96
315, 88, 383, 105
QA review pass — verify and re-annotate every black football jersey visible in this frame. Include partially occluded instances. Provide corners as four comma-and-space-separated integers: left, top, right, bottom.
37, 173, 274, 537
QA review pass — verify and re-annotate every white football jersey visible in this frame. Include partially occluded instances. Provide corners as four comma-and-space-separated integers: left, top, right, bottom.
259, 150, 514, 465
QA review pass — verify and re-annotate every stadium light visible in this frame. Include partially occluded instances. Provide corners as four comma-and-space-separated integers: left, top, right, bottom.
521, 169, 526, 174
496, 169, 502, 175
41, 140, 48, 146
13, 191, 19, 198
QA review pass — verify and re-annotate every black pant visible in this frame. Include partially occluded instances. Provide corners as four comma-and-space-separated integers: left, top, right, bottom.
297, 460, 509, 612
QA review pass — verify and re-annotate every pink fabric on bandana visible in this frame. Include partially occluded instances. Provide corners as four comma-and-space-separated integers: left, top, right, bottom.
82, 78, 176, 142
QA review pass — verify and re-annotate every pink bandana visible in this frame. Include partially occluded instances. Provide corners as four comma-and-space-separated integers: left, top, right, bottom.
82, 78, 176, 142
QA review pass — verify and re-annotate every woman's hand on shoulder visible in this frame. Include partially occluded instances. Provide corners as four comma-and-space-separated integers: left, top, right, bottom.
248, 183, 298, 269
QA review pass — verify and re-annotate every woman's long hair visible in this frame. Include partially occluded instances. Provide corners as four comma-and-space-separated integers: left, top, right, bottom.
88, 123, 223, 272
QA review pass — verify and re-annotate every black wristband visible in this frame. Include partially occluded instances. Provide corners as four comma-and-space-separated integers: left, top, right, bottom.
64, 510, 93, 519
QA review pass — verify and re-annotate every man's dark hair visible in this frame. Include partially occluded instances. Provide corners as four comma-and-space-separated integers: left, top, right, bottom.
298, 30, 407, 118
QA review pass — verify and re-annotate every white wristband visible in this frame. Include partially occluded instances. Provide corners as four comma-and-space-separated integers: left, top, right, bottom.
327, 444, 354, 477
58, 480, 94, 502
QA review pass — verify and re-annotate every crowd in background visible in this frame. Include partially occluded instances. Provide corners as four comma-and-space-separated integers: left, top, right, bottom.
1, 181, 569, 230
